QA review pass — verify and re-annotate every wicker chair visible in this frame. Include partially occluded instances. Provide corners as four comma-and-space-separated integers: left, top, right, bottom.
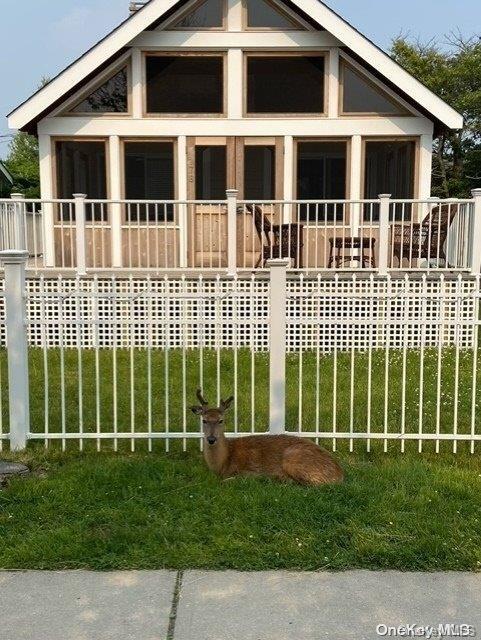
241, 204, 304, 268
391, 203, 459, 267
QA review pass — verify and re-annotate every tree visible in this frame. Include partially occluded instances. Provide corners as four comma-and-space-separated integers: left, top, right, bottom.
391, 34, 481, 198
4, 132, 40, 198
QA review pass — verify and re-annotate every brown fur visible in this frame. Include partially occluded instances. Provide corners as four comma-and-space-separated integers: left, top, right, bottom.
191, 390, 343, 486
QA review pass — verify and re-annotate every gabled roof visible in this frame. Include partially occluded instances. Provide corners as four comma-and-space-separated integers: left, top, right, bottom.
7, 0, 463, 131
0, 161, 13, 185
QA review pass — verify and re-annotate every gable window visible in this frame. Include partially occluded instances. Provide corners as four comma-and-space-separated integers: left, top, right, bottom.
124, 141, 175, 221
244, 0, 303, 29
55, 140, 107, 220
169, 0, 225, 29
246, 55, 325, 114
364, 140, 416, 220
69, 67, 128, 114
296, 141, 347, 221
145, 54, 224, 114
341, 62, 408, 116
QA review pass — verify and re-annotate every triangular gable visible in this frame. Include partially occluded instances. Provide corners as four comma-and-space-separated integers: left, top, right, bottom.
8, 0, 463, 131
67, 67, 129, 114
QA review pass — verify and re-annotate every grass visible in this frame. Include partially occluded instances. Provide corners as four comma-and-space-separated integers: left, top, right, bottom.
1, 446, 481, 571
0, 346, 478, 452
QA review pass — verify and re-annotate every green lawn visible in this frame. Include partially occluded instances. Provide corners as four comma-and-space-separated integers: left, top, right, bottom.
0, 346, 476, 453
1, 446, 481, 571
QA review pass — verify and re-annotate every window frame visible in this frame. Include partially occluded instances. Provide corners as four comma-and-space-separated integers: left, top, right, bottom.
339, 60, 412, 118
52, 137, 110, 223
293, 137, 351, 223
361, 136, 420, 201
60, 60, 132, 118
166, 0, 227, 31
242, 0, 308, 31
244, 51, 328, 118
120, 138, 178, 225
143, 51, 227, 118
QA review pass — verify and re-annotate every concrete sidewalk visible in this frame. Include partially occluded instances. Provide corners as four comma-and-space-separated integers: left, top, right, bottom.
1, 570, 481, 640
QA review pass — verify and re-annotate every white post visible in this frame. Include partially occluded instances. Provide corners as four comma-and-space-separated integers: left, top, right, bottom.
267, 258, 289, 434
177, 135, 188, 268
10, 192, 26, 251
378, 194, 391, 275
73, 194, 87, 276
109, 135, 123, 268
471, 189, 481, 274
1, 250, 30, 451
38, 134, 55, 267
226, 189, 238, 274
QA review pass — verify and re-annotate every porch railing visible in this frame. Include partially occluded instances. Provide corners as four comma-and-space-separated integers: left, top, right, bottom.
1, 190, 480, 274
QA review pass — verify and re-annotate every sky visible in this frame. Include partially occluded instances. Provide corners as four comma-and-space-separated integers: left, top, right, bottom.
1, 0, 480, 158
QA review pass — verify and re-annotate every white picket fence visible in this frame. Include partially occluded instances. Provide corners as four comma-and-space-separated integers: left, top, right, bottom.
0, 250, 480, 454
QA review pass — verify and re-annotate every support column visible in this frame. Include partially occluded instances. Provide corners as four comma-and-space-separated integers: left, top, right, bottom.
177, 135, 188, 268
38, 134, 55, 267
471, 189, 481, 274
349, 135, 362, 237
328, 48, 340, 119
109, 135, 122, 267
227, 49, 243, 119
283, 135, 294, 224
131, 48, 143, 119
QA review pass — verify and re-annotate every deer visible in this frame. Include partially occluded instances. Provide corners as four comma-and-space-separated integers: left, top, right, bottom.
191, 390, 343, 486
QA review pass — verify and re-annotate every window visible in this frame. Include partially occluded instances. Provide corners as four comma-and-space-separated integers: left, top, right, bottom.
247, 56, 325, 114
69, 68, 128, 113
364, 140, 415, 220
195, 146, 226, 199
245, 0, 302, 29
56, 141, 107, 220
170, 0, 224, 28
244, 146, 275, 199
297, 141, 347, 220
341, 63, 407, 115
124, 142, 175, 221
146, 55, 224, 114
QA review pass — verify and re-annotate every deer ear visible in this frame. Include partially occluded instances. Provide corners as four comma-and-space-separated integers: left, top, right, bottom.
190, 405, 204, 415
221, 396, 234, 411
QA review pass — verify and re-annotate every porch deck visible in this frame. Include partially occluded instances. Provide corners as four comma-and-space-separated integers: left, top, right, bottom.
1, 193, 480, 274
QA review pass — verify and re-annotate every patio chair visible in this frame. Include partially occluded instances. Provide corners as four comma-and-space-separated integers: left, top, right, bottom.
241, 204, 304, 268
391, 203, 460, 267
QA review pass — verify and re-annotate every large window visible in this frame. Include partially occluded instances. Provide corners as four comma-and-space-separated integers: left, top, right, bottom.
55, 140, 107, 220
297, 141, 347, 220
246, 55, 325, 114
341, 62, 406, 115
364, 140, 416, 219
146, 55, 224, 114
124, 142, 175, 221
69, 68, 128, 114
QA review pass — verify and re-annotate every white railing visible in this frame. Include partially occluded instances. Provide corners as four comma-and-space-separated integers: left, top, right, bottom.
0, 252, 480, 454
0, 190, 480, 274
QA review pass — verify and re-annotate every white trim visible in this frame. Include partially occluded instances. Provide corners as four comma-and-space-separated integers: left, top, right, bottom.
131, 48, 143, 119
227, 0, 243, 31
38, 134, 55, 267
283, 135, 293, 223
130, 30, 341, 47
227, 49, 243, 118
38, 116, 434, 137
0, 162, 13, 184
8, 0, 462, 130
109, 135, 123, 267
419, 133, 433, 200
177, 135, 188, 268
328, 47, 339, 118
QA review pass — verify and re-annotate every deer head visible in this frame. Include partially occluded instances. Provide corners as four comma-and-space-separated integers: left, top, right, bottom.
190, 389, 234, 446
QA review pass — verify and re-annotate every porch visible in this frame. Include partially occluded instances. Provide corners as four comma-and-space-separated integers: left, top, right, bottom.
1, 191, 480, 274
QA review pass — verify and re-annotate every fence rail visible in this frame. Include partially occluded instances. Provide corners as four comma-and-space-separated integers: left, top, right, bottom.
0, 250, 480, 455
1, 191, 481, 274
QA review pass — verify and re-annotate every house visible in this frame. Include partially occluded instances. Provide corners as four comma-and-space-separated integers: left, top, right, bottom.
6, 0, 465, 271
0, 161, 13, 198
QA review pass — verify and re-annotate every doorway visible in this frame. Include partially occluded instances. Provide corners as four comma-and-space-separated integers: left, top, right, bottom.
186, 136, 283, 267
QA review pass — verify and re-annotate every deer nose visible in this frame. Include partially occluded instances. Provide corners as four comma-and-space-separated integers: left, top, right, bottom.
207, 436, 217, 445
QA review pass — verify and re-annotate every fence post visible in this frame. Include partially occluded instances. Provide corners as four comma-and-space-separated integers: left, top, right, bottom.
378, 194, 391, 275
10, 192, 26, 251
267, 258, 289, 434
0, 250, 30, 451
73, 193, 87, 276
226, 189, 238, 275
471, 189, 481, 274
